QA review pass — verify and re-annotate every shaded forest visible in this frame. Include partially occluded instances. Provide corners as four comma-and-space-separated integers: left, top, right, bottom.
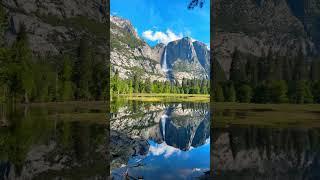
213, 47, 320, 104
0, 6, 108, 103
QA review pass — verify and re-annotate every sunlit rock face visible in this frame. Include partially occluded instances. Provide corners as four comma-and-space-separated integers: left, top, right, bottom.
164, 37, 210, 82
110, 15, 210, 82
211, 126, 320, 179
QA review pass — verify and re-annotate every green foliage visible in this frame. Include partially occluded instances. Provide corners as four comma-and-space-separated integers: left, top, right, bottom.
269, 80, 288, 103
213, 83, 224, 102
237, 84, 252, 103
110, 22, 144, 50
223, 82, 236, 102
110, 73, 209, 95
221, 46, 320, 104
0, 28, 107, 103
60, 55, 74, 101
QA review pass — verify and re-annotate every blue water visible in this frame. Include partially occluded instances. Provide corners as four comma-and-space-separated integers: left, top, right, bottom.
112, 139, 210, 179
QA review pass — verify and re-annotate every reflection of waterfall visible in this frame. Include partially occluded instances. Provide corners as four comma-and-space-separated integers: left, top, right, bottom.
162, 48, 169, 72
161, 114, 167, 140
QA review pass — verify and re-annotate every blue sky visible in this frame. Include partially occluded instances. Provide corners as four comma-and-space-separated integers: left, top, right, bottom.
111, 0, 210, 47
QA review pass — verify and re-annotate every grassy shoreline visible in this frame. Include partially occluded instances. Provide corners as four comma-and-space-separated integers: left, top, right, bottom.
114, 93, 210, 102
214, 102, 320, 112
214, 102, 320, 127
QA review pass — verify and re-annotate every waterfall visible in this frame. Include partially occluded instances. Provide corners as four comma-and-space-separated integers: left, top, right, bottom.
161, 114, 168, 140
162, 48, 169, 72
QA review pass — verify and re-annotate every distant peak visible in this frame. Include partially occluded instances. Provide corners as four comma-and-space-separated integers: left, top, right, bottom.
110, 15, 139, 39
182, 37, 192, 41
193, 40, 206, 46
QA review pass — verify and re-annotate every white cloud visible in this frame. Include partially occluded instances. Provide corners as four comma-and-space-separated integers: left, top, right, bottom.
149, 142, 180, 158
142, 29, 183, 44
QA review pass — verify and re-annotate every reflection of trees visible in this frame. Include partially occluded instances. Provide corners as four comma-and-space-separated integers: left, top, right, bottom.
212, 126, 320, 179
0, 105, 54, 175
0, 104, 106, 178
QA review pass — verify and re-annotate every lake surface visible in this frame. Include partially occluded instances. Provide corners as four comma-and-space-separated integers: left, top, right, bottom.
0, 102, 108, 180
212, 106, 320, 180
110, 100, 210, 179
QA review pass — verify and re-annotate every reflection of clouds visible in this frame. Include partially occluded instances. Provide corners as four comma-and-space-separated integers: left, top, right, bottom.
149, 137, 210, 159
177, 168, 209, 179
149, 142, 180, 158
205, 138, 210, 144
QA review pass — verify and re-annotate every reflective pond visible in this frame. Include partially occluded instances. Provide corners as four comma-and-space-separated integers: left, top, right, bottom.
110, 101, 210, 179
0, 102, 108, 180
212, 106, 320, 180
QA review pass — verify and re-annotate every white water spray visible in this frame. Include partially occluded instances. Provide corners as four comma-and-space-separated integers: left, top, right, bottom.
162, 48, 169, 72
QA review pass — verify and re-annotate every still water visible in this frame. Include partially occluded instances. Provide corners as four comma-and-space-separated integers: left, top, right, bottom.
0, 102, 107, 180
212, 107, 320, 180
110, 101, 210, 179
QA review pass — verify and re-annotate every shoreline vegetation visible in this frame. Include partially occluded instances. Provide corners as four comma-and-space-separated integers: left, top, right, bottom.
112, 93, 209, 102
214, 102, 320, 127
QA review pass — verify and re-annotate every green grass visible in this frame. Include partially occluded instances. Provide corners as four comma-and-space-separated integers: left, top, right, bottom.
14, 101, 108, 124
115, 93, 209, 102
213, 102, 320, 128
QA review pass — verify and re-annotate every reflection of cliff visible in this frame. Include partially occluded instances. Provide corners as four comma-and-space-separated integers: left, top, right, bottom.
110, 103, 210, 169
111, 103, 210, 150
163, 107, 210, 151
110, 130, 149, 171
212, 126, 320, 179
0, 122, 107, 180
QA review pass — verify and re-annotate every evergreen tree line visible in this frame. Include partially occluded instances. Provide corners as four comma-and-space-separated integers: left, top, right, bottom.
213, 48, 320, 104
0, 26, 108, 103
111, 70, 210, 95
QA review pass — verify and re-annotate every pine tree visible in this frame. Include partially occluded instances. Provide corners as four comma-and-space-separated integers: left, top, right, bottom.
313, 81, 320, 103
310, 58, 320, 81
91, 55, 108, 100
224, 82, 236, 102
237, 84, 252, 103
74, 37, 93, 100
60, 55, 74, 101
133, 74, 139, 93
282, 54, 292, 81
11, 25, 34, 103
214, 83, 224, 102
246, 57, 258, 86
230, 47, 246, 82
0, 5, 8, 46
269, 80, 288, 103
145, 78, 152, 93
293, 48, 307, 81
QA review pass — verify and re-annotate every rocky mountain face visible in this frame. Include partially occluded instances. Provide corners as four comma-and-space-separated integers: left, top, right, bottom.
2, 0, 108, 56
214, 0, 320, 78
111, 16, 210, 82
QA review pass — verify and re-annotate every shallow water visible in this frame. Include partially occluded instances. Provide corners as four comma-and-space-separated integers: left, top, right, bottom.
110, 101, 210, 179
